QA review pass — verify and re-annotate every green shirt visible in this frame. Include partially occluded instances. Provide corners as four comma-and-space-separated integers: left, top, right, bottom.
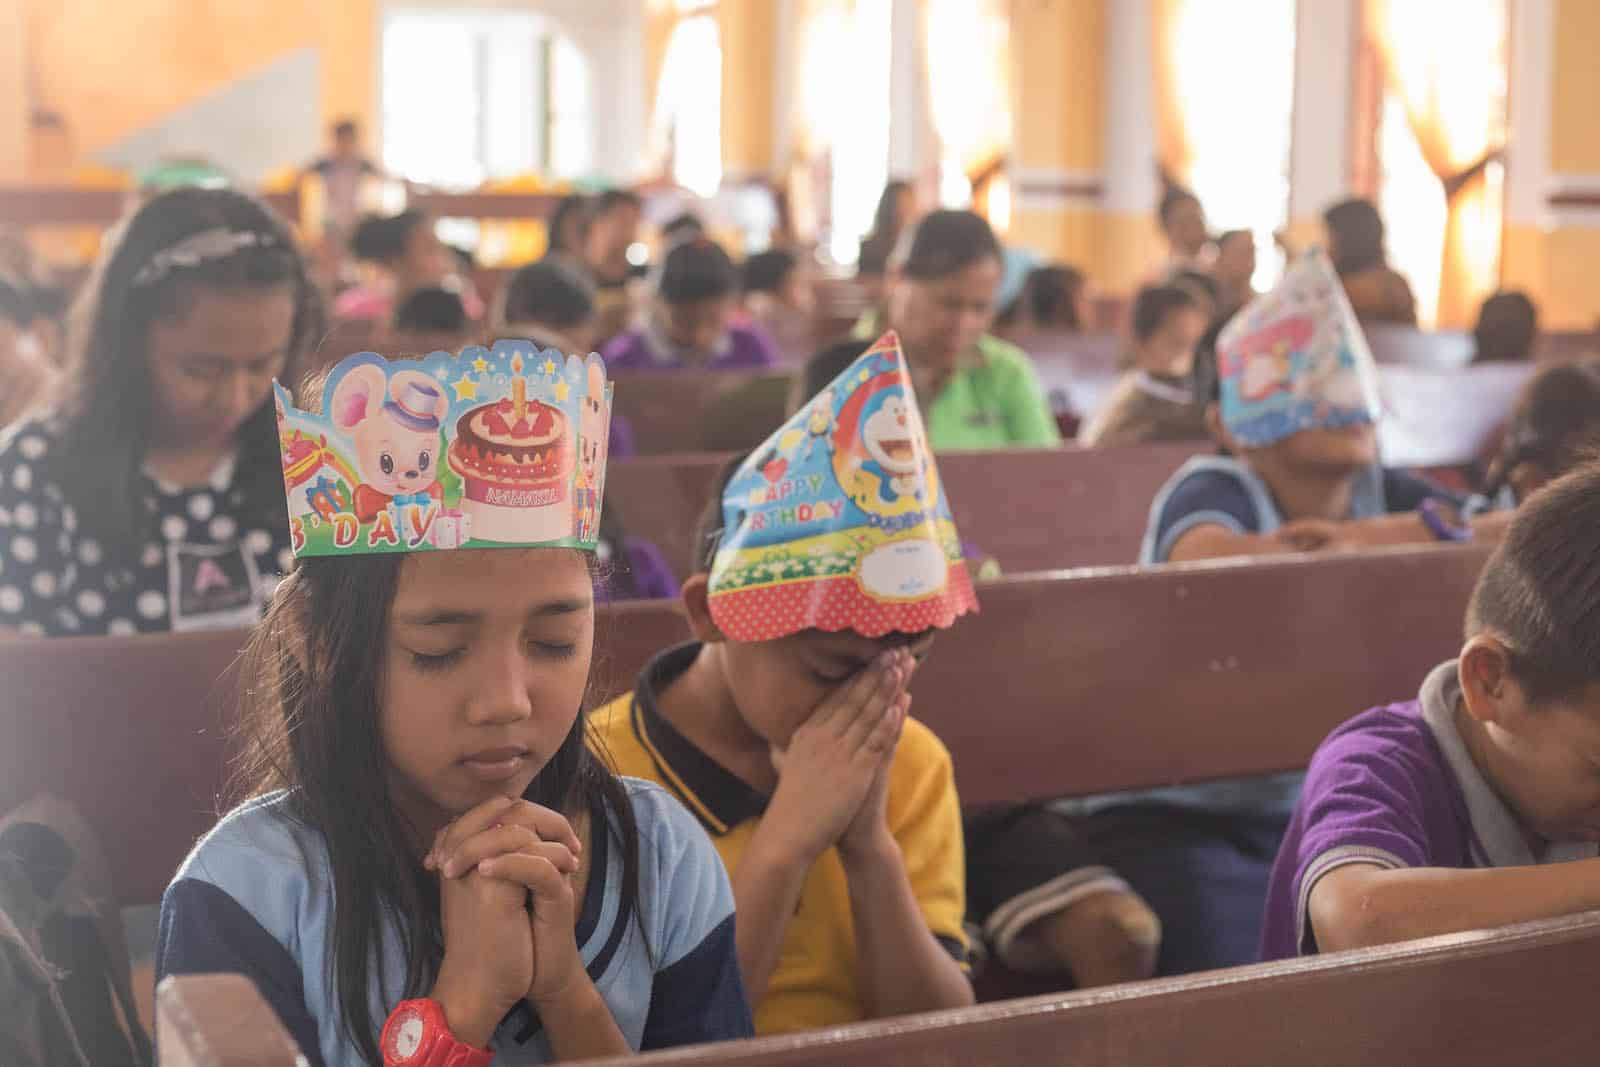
925, 335, 1063, 451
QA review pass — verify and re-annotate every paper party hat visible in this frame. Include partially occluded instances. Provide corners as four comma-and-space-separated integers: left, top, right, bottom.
706, 331, 979, 642
1216, 248, 1382, 447
273, 340, 612, 557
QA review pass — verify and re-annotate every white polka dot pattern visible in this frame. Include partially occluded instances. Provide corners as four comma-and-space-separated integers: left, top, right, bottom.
0, 418, 291, 636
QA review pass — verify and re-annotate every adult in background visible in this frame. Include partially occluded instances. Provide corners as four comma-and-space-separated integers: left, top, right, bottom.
806, 210, 1061, 451
1322, 198, 1417, 326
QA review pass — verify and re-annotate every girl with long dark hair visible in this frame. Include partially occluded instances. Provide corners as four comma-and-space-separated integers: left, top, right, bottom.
0, 187, 322, 636
156, 353, 750, 1064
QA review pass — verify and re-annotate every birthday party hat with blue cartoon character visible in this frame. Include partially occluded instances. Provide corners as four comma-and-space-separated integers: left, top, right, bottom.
273, 340, 612, 557
706, 332, 979, 642
1216, 247, 1382, 448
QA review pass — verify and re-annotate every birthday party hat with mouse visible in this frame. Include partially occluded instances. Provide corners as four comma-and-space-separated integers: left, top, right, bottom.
1216, 247, 1382, 448
272, 340, 612, 557
706, 331, 979, 642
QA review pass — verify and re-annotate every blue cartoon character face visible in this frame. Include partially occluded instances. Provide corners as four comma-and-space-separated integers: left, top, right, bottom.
830, 365, 939, 517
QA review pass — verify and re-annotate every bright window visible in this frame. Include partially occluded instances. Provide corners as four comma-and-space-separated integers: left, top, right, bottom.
792, 0, 893, 264
652, 13, 723, 198
381, 11, 591, 188
1168, 0, 1296, 290
924, 0, 1012, 215
1372, 0, 1506, 327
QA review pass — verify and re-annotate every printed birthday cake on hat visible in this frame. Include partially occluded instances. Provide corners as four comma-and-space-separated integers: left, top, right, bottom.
273, 341, 611, 558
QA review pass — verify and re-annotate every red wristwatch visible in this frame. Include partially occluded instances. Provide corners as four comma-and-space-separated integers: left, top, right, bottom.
380, 998, 494, 1067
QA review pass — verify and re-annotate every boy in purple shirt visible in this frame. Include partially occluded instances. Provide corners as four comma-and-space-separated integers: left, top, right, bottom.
603, 239, 780, 372
1261, 464, 1600, 960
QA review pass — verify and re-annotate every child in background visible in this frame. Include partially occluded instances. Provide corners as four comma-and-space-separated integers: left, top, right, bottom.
158, 346, 751, 1064
392, 286, 473, 355
1144, 250, 1504, 567
1211, 229, 1257, 320
661, 213, 707, 248
1478, 359, 1600, 505
592, 339, 1161, 1035
1077, 284, 1210, 447
0, 187, 322, 638
542, 194, 592, 266
1471, 290, 1539, 364
497, 260, 600, 358
1153, 186, 1212, 279
993, 265, 1090, 341
0, 273, 58, 429
1322, 198, 1417, 327
602, 240, 780, 371
741, 249, 816, 359
337, 211, 483, 324
1261, 462, 1600, 959
1073, 252, 1503, 976
495, 259, 645, 461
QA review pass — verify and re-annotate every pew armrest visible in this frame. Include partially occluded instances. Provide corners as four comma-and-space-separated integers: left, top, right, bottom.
156, 974, 308, 1067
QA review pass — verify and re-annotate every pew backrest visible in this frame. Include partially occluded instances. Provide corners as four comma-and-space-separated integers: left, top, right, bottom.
606, 443, 1201, 581
593, 545, 1491, 804
610, 369, 799, 455
580, 911, 1600, 1067
0, 545, 1490, 907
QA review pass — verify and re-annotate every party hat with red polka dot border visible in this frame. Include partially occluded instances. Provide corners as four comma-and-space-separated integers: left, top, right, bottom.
272, 340, 611, 557
706, 331, 979, 642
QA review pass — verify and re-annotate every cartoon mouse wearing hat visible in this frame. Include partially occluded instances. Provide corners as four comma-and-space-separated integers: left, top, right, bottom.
331, 363, 450, 522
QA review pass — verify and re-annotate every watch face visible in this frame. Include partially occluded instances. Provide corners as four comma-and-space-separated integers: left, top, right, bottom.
386, 1008, 426, 1062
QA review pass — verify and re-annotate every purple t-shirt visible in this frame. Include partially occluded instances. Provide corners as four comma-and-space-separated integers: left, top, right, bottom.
1260, 660, 1599, 960
601, 323, 779, 372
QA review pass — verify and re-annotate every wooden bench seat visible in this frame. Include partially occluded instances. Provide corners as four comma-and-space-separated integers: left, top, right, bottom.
0, 544, 1489, 908
156, 910, 1600, 1065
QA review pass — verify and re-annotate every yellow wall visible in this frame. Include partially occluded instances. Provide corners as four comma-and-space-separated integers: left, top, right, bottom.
1536, 0, 1600, 328
717, 0, 779, 178
1551, 0, 1600, 174
1013, 0, 1105, 174
24, 0, 376, 170
1008, 0, 1117, 283
1, 0, 26, 180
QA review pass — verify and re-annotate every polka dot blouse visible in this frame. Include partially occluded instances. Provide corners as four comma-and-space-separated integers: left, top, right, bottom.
0, 417, 292, 637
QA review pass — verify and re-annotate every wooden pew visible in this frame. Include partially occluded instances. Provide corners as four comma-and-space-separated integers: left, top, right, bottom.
156, 974, 304, 1067
610, 369, 799, 455
606, 443, 1201, 581
407, 190, 560, 221
0, 184, 301, 229
148, 912, 1600, 1066
583, 911, 1600, 1066
0, 545, 1489, 908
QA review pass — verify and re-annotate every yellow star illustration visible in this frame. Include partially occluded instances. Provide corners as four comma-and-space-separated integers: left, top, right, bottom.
553, 379, 571, 401
471, 355, 489, 374
542, 357, 558, 376
856, 370, 870, 384
452, 375, 479, 401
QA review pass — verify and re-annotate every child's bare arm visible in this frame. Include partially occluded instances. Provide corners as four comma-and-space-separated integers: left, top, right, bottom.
1309, 858, 1600, 954
728, 828, 816, 1006
1166, 522, 1309, 562
841, 832, 975, 1017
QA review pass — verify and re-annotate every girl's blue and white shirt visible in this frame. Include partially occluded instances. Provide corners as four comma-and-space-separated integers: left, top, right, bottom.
158, 780, 752, 1065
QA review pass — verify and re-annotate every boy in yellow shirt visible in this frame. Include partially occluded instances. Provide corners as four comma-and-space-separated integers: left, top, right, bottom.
592, 334, 1158, 1033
